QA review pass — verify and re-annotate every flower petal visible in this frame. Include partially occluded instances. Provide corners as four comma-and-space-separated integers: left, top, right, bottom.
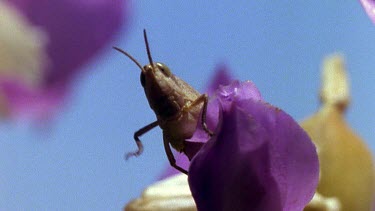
125, 174, 196, 211
188, 81, 319, 211
206, 64, 233, 96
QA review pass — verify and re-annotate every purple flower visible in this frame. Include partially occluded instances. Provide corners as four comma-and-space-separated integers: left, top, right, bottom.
360, 0, 375, 23
158, 65, 319, 210
187, 80, 319, 210
0, 0, 128, 120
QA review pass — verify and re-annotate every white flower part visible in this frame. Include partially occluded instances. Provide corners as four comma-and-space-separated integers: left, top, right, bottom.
125, 173, 197, 211
305, 192, 341, 211
0, 1, 48, 87
320, 54, 349, 110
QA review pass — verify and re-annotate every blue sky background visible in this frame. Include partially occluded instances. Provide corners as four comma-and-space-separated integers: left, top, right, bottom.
0, 1, 374, 210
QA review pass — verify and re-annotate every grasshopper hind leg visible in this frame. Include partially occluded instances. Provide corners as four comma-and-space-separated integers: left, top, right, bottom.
200, 94, 214, 136
125, 121, 159, 160
163, 133, 188, 174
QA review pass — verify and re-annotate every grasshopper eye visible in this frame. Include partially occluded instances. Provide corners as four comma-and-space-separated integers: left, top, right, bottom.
156, 63, 171, 77
140, 72, 146, 87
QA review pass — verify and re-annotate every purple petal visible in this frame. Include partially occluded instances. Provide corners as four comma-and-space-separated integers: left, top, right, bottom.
188, 81, 319, 211
217, 80, 262, 103
360, 0, 375, 23
206, 64, 233, 96
183, 80, 262, 159
1, 0, 128, 120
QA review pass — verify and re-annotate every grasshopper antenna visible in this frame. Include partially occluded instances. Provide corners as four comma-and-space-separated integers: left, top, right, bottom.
143, 29, 154, 66
113, 46, 145, 72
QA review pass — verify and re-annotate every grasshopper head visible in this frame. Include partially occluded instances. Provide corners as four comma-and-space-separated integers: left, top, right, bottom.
113, 30, 181, 119
141, 62, 181, 119
141, 62, 172, 87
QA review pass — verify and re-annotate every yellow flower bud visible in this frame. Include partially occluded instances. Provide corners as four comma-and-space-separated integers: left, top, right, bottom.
301, 54, 375, 211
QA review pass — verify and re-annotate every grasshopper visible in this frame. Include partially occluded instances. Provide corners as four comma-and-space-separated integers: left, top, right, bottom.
114, 29, 213, 174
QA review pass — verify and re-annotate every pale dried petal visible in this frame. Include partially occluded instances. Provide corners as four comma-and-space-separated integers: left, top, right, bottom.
125, 174, 196, 211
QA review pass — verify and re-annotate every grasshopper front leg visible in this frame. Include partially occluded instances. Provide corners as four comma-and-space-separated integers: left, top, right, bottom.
125, 121, 159, 159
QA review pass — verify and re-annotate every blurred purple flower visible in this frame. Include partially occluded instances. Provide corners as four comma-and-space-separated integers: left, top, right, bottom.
0, 0, 128, 120
360, 0, 375, 23
188, 80, 319, 211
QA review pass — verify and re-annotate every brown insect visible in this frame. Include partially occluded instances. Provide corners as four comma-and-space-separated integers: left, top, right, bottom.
114, 29, 212, 174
